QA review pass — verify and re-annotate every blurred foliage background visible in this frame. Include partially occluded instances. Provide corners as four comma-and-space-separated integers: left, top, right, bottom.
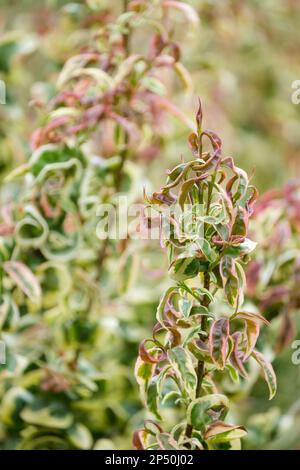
0, 0, 300, 450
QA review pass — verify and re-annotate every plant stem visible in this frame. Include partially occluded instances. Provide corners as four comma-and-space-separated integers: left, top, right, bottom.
185, 174, 214, 441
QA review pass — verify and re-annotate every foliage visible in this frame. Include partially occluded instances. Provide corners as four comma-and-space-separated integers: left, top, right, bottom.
0, 0, 196, 450
134, 102, 276, 450
0, 0, 299, 450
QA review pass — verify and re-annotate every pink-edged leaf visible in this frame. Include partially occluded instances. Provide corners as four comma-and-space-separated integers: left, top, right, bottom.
162, 1, 199, 27
132, 429, 148, 450
204, 421, 247, 440
232, 311, 270, 326
139, 339, 166, 364
4, 261, 41, 303
229, 332, 248, 379
200, 130, 222, 155
243, 319, 259, 359
196, 97, 203, 131
209, 318, 229, 370
251, 350, 277, 400
232, 311, 269, 359
219, 256, 239, 307
231, 206, 249, 237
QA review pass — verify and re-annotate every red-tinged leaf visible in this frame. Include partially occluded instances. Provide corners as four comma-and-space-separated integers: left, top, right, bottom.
244, 319, 260, 359
135, 356, 155, 398
231, 311, 270, 326
220, 256, 239, 307
246, 185, 259, 215
4, 261, 41, 303
139, 339, 166, 364
232, 311, 269, 326
209, 318, 229, 370
188, 133, 198, 156
162, 1, 199, 27
168, 326, 182, 347
151, 190, 176, 206
196, 97, 203, 131
132, 429, 148, 450
200, 130, 222, 154
251, 350, 277, 399
232, 311, 269, 359
226, 167, 248, 203
178, 175, 209, 208
229, 332, 248, 379
231, 206, 249, 237
204, 421, 247, 440
144, 420, 163, 435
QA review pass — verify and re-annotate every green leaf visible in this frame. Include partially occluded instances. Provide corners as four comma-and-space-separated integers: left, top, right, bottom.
178, 298, 193, 318
67, 423, 93, 450
0, 387, 33, 426
223, 238, 257, 258
204, 421, 247, 442
156, 286, 178, 324
251, 350, 277, 400
147, 376, 161, 420
170, 257, 209, 281
187, 394, 229, 430
167, 346, 197, 398
20, 405, 73, 429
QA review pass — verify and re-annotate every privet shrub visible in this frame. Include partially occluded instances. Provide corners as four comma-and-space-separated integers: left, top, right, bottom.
134, 103, 276, 450
0, 0, 197, 450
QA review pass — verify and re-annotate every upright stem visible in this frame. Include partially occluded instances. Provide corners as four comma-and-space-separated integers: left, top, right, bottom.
185, 174, 215, 441
185, 272, 210, 440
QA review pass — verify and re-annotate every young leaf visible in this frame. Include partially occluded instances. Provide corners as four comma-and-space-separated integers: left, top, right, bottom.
209, 318, 229, 370
251, 350, 277, 400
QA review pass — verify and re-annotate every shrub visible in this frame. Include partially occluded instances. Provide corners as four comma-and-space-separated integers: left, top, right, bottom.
134, 102, 276, 450
0, 0, 197, 449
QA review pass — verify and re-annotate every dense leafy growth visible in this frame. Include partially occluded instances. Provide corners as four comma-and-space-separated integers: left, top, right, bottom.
134, 103, 276, 450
